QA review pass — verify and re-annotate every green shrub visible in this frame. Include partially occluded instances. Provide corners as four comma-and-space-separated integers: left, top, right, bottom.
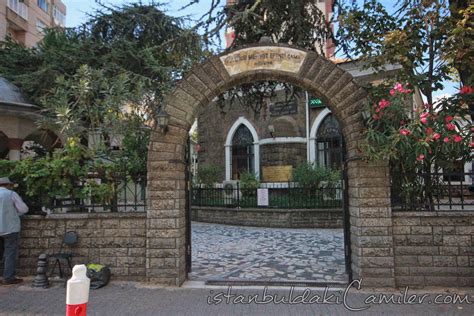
0, 160, 16, 177
239, 171, 259, 197
2, 141, 119, 211
196, 165, 221, 188
293, 162, 340, 189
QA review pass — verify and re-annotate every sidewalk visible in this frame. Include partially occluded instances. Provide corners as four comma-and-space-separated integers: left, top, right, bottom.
0, 280, 473, 315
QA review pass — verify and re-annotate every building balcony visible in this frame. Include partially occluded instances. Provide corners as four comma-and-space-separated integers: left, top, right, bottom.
6, 0, 29, 31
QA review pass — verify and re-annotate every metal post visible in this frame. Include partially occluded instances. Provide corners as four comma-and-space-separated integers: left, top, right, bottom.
237, 181, 240, 208
33, 253, 49, 288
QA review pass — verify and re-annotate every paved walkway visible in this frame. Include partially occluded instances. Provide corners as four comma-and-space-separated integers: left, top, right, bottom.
0, 281, 473, 315
189, 222, 347, 284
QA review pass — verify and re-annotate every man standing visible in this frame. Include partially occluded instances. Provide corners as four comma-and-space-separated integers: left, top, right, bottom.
0, 177, 28, 285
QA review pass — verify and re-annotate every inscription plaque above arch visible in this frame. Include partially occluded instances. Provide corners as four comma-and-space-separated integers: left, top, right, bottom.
220, 46, 307, 76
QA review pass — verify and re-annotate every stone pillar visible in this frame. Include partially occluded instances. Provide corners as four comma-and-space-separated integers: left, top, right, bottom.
348, 159, 395, 287
7, 138, 23, 161
146, 127, 188, 286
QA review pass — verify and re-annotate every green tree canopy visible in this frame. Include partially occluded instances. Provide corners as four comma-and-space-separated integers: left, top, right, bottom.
0, 2, 205, 110
335, 0, 473, 109
0, 2, 206, 182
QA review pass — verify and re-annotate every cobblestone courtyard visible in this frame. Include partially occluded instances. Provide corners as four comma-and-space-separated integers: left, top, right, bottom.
189, 222, 348, 284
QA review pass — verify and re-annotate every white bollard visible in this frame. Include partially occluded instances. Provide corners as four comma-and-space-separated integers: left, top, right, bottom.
66, 265, 90, 316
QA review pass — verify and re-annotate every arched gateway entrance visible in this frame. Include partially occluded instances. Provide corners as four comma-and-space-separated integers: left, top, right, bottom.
147, 44, 395, 287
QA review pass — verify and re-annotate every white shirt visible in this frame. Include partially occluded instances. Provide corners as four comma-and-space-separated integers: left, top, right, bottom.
0, 187, 28, 236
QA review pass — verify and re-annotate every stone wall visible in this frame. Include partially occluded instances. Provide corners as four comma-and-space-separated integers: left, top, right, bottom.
191, 206, 343, 228
16, 213, 147, 281
393, 211, 474, 287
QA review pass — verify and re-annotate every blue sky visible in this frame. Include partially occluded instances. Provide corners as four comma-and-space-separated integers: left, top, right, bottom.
63, 0, 458, 99
64, 0, 215, 28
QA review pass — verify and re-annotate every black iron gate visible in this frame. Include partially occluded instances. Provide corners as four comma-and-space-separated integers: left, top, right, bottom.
342, 159, 352, 282
185, 137, 192, 273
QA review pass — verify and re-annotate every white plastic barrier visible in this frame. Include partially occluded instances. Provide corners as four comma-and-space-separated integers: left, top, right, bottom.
66, 265, 90, 316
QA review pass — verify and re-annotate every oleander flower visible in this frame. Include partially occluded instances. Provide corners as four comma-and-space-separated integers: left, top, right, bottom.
459, 86, 473, 95
378, 99, 390, 109
453, 135, 462, 143
432, 133, 441, 140
393, 82, 411, 94
400, 129, 411, 136
416, 154, 425, 161
443, 137, 450, 143
446, 123, 455, 131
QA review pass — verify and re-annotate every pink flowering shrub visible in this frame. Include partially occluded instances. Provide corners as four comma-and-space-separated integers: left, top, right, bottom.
361, 83, 473, 205
361, 83, 473, 170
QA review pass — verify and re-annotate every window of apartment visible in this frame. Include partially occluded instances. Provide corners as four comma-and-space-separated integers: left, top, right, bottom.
53, 6, 66, 26
37, 0, 49, 13
36, 19, 47, 33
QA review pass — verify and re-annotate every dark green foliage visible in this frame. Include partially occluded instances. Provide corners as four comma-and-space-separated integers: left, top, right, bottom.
335, 0, 473, 108
293, 162, 341, 189
196, 165, 221, 188
239, 171, 259, 197
0, 2, 206, 185
115, 117, 150, 183
226, 0, 332, 53
0, 2, 205, 110
0, 160, 16, 178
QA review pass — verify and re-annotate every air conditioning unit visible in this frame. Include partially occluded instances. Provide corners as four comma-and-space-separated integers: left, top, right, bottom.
222, 180, 240, 205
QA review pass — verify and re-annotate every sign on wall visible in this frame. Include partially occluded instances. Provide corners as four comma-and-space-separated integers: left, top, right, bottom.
308, 95, 325, 108
220, 46, 307, 77
257, 189, 269, 207
269, 100, 298, 116
262, 165, 293, 182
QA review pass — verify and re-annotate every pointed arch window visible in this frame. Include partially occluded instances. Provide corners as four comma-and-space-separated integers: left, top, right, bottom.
316, 114, 342, 169
231, 124, 255, 179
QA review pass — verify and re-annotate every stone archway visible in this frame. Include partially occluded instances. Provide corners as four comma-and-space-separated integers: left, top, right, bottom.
146, 44, 395, 287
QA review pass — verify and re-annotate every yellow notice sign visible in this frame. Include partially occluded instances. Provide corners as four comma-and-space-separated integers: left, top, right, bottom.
262, 165, 293, 182
220, 46, 307, 77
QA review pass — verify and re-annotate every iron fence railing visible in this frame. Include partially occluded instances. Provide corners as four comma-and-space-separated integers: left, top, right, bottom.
391, 171, 474, 211
50, 180, 146, 213
191, 182, 343, 209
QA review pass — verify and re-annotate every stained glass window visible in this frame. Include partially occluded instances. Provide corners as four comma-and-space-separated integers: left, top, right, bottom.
231, 125, 255, 179
316, 114, 343, 170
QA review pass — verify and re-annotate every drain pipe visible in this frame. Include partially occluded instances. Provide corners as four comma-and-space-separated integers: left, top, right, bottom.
305, 91, 310, 162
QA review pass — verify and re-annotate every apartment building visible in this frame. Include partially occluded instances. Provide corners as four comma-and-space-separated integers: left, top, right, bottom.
0, 0, 66, 47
